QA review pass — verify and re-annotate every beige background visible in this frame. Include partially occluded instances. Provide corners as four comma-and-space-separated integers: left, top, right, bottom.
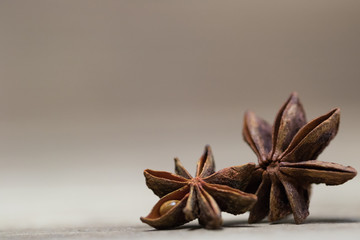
0, 0, 359, 236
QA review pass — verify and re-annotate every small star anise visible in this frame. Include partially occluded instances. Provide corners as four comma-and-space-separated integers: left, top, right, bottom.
140, 145, 257, 229
243, 92, 357, 224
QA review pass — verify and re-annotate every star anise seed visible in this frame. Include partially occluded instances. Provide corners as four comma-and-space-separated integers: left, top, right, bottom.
140, 145, 257, 229
243, 92, 357, 224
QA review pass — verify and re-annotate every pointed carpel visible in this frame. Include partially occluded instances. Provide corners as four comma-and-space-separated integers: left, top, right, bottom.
243, 111, 272, 164
183, 185, 198, 221
202, 181, 257, 215
268, 173, 291, 221
248, 172, 271, 223
140, 185, 190, 229
197, 145, 216, 178
174, 158, 192, 179
280, 108, 340, 162
144, 169, 189, 197
277, 173, 309, 224
195, 184, 222, 229
270, 92, 307, 161
203, 163, 256, 190
280, 160, 357, 185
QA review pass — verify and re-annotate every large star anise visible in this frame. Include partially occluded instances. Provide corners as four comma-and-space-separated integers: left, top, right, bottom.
140, 145, 257, 229
243, 92, 357, 224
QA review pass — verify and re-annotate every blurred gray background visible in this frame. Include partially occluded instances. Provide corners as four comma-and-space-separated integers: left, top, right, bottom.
0, 0, 359, 230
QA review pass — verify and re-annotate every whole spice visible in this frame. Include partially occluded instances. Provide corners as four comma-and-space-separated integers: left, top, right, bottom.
243, 92, 357, 224
140, 145, 257, 229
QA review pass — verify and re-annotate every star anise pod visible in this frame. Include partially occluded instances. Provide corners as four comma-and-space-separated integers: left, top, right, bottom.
140, 145, 257, 229
243, 92, 357, 224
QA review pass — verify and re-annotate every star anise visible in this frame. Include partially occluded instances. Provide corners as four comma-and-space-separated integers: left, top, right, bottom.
140, 145, 257, 229
243, 92, 357, 224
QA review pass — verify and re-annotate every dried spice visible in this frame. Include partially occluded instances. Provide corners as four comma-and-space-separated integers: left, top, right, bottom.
243, 92, 357, 224
140, 145, 257, 229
